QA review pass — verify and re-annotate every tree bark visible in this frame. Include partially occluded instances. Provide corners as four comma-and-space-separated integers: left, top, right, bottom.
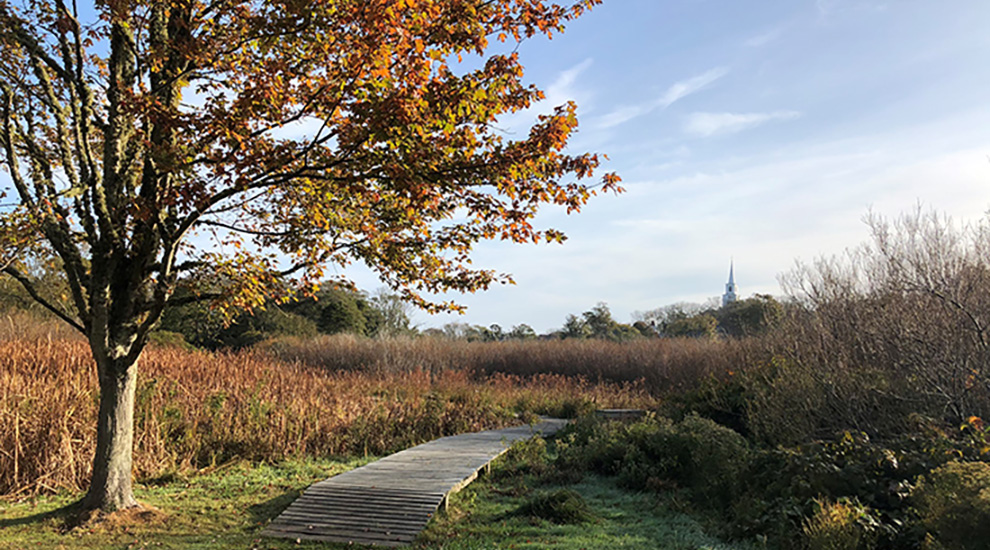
82, 356, 139, 511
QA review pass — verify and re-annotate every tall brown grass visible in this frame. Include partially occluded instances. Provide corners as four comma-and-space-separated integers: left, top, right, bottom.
267, 333, 764, 393
0, 312, 658, 498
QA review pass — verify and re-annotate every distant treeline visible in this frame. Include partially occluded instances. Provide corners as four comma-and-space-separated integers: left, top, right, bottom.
0, 265, 783, 349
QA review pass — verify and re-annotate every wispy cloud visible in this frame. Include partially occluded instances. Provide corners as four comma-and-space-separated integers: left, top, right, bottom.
817, 0, 888, 18
596, 67, 728, 129
683, 110, 801, 137
545, 58, 594, 102
744, 28, 783, 47
658, 67, 729, 108
497, 58, 593, 135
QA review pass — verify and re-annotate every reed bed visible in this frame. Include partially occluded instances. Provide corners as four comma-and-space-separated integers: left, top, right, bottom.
0, 316, 657, 498
268, 333, 765, 393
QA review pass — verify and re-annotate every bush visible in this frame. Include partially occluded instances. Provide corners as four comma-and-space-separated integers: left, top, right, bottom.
913, 461, 990, 550
147, 330, 194, 350
802, 498, 878, 550
556, 414, 750, 507
729, 430, 942, 546
514, 488, 597, 524
669, 414, 750, 506
493, 436, 550, 480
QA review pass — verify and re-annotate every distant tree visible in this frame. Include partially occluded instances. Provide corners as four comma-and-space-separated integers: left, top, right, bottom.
634, 301, 705, 326
632, 320, 658, 338
561, 313, 590, 339
484, 323, 503, 341
716, 294, 783, 337
582, 302, 614, 339
556, 303, 639, 341
369, 289, 416, 338
508, 323, 537, 340
420, 327, 445, 339
314, 289, 368, 335
440, 322, 474, 340
664, 313, 718, 339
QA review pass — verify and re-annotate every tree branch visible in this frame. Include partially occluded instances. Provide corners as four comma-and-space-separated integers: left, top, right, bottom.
2, 266, 85, 332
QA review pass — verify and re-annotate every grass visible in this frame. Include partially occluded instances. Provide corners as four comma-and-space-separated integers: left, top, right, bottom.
1, 311, 657, 497
421, 473, 755, 550
0, 442, 753, 550
0, 456, 373, 550
269, 333, 763, 393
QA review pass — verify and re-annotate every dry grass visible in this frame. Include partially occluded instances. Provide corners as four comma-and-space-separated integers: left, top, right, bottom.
0, 313, 659, 499
268, 333, 764, 393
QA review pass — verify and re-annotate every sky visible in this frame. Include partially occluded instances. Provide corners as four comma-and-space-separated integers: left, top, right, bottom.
372, 0, 990, 333
4, 1, 990, 334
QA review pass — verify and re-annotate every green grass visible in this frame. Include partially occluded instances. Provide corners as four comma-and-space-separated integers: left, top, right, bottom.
0, 457, 373, 550
0, 451, 754, 550
420, 474, 757, 550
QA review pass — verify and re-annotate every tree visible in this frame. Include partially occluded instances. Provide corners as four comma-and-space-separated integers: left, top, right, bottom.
368, 288, 415, 337
0, 0, 618, 511
664, 313, 718, 339
507, 323, 536, 340
561, 313, 590, 339
715, 294, 782, 337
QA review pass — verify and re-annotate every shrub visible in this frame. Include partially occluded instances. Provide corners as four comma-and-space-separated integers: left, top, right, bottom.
913, 461, 990, 550
493, 436, 550, 480
802, 498, 878, 550
556, 414, 750, 507
514, 488, 597, 524
669, 414, 750, 507
147, 330, 194, 351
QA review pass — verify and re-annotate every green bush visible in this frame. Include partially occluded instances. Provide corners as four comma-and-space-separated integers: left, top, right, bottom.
669, 414, 750, 506
913, 461, 990, 550
147, 330, 194, 350
556, 414, 750, 507
493, 436, 550, 480
728, 431, 938, 546
514, 488, 597, 524
802, 498, 878, 550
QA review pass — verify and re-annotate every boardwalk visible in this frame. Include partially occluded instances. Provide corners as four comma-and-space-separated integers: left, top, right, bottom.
262, 418, 568, 547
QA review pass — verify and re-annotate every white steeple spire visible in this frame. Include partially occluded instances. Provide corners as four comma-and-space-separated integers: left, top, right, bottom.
722, 259, 738, 307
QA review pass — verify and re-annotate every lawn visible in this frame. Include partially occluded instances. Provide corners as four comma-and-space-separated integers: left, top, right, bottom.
0, 452, 750, 550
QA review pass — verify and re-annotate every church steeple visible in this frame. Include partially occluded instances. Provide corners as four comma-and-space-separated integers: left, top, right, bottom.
722, 260, 738, 307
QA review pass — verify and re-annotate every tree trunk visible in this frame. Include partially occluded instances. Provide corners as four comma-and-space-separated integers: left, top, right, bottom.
82, 356, 139, 511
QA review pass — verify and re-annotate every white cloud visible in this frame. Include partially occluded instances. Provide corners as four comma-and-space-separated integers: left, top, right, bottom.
545, 58, 593, 101
683, 110, 801, 137
657, 67, 729, 108
595, 67, 728, 129
744, 28, 783, 48
497, 58, 594, 135
596, 104, 654, 129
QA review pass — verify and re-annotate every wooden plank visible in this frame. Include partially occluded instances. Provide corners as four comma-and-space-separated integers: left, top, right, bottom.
269, 521, 425, 536
273, 511, 430, 529
262, 418, 568, 546
277, 503, 437, 519
265, 524, 417, 544
300, 488, 444, 504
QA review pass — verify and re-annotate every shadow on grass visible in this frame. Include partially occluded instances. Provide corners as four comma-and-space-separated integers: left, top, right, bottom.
247, 487, 304, 526
0, 499, 83, 531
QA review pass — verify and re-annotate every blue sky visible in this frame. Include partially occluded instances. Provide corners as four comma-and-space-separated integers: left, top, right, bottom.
4, 1, 989, 334
381, 0, 990, 332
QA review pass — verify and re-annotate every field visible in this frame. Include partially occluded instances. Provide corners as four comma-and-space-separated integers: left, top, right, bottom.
0, 310, 657, 499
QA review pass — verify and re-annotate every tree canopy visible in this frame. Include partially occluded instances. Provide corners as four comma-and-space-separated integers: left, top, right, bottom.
0, 0, 617, 511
